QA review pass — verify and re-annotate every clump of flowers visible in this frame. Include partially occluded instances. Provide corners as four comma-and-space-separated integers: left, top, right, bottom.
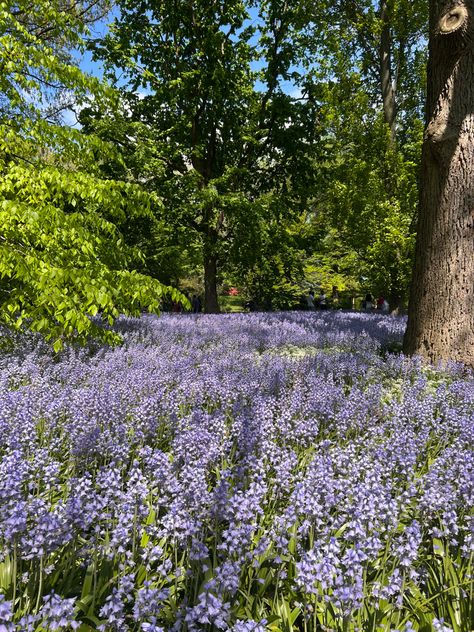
0, 311, 472, 630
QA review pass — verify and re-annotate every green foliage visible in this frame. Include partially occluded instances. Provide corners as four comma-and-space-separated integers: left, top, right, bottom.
287, 0, 427, 306
0, 0, 180, 345
87, 0, 321, 310
84, 0, 427, 308
304, 228, 361, 299
306, 0, 428, 130
317, 115, 419, 302
301, 79, 423, 304
0, 0, 110, 121
0, 161, 182, 347
7, 0, 425, 314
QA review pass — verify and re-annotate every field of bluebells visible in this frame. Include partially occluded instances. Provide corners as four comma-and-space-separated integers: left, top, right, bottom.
0, 311, 473, 632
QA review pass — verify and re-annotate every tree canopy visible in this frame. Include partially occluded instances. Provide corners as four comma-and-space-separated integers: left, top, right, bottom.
84, 0, 321, 312
0, 0, 182, 348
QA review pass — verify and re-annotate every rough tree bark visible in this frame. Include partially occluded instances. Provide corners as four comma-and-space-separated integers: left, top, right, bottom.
403, 0, 474, 366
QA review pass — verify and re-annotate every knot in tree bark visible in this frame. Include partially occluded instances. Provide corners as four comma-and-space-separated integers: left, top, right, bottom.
438, 4, 468, 34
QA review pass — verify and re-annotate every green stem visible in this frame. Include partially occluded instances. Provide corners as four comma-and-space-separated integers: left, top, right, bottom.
92, 545, 98, 616
35, 555, 44, 614
272, 567, 281, 611
342, 613, 351, 632
468, 552, 473, 629
12, 545, 17, 611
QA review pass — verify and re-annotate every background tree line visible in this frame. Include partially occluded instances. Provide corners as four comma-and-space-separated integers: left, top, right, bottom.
79, 0, 428, 313
1, 0, 472, 365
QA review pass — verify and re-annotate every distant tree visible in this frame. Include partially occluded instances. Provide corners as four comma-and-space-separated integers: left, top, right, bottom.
299, 0, 427, 308
314, 0, 428, 141
404, 0, 474, 366
313, 101, 419, 308
90, 0, 320, 312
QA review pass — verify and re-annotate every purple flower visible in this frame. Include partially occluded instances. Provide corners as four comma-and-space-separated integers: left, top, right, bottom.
39, 592, 79, 630
0, 595, 14, 626
0, 310, 472, 629
231, 619, 267, 632
185, 592, 230, 630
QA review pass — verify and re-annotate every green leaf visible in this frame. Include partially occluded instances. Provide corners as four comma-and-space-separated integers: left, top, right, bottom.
53, 339, 63, 353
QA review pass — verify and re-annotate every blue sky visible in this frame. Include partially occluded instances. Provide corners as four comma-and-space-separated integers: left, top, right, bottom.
73, 9, 114, 79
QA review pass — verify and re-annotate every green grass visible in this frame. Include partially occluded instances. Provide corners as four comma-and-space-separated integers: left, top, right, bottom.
220, 295, 246, 312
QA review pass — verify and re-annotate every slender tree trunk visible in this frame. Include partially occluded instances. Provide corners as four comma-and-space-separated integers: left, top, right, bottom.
203, 235, 220, 313
379, 0, 397, 144
388, 294, 403, 314
403, 0, 474, 366
192, 121, 220, 314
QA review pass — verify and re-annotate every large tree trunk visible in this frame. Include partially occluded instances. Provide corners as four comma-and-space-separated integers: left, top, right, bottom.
403, 0, 474, 366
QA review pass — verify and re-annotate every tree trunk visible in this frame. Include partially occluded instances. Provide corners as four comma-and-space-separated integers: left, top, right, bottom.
403, 0, 474, 366
192, 119, 220, 314
203, 238, 220, 313
379, 0, 397, 144
388, 294, 404, 315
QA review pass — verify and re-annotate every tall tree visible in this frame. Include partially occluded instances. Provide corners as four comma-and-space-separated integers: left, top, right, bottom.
309, 0, 427, 141
403, 0, 474, 366
91, 0, 319, 312
298, 0, 427, 307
